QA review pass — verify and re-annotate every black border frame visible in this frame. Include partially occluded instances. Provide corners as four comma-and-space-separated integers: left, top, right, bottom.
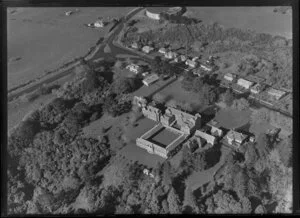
1, 0, 299, 216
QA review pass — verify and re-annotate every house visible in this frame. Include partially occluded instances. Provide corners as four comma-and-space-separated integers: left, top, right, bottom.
174, 57, 179, 62
180, 55, 187, 62
131, 42, 140, 49
224, 73, 235, 82
126, 64, 141, 74
185, 59, 198, 68
142, 74, 159, 86
250, 83, 263, 94
237, 78, 254, 90
225, 129, 247, 149
142, 46, 154, 54
267, 88, 286, 100
165, 51, 177, 59
159, 47, 167, 54
142, 72, 149, 77
206, 119, 223, 137
200, 63, 213, 72
94, 20, 105, 28
192, 57, 199, 62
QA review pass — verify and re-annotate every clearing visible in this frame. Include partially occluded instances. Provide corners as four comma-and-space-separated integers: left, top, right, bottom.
215, 108, 251, 130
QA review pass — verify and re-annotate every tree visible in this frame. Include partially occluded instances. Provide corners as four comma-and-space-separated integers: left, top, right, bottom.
276, 135, 292, 167
231, 98, 250, 111
221, 89, 234, 107
192, 77, 204, 93
255, 133, 270, 160
112, 77, 139, 95
167, 188, 181, 214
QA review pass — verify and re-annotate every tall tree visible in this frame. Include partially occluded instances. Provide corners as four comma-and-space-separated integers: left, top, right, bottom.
167, 188, 181, 214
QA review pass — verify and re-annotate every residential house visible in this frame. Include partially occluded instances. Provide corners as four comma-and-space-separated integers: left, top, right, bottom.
237, 78, 254, 90
142, 46, 154, 54
185, 59, 198, 68
142, 74, 159, 86
224, 73, 235, 82
180, 55, 187, 62
158, 47, 167, 54
225, 129, 247, 149
126, 64, 141, 74
165, 51, 177, 59
94, 20, 105, 28
131, 42, 140, 49
200, 63, 213, 72
206, 119, 223, 137
192, 57, 199, 62
250, 83, 263, 94
267, 88, 286, 100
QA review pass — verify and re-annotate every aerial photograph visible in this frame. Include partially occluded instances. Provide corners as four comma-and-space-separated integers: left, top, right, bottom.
6, 5, 293, 215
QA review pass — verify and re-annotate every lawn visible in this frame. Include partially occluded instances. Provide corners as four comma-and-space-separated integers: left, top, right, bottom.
156, 78, 205, 112
215, 108, 251, 130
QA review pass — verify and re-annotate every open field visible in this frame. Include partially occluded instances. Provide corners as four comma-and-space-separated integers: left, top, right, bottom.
215, 108, 251, 129
185, 7, 292, 39
7, 7, 134, 90
156, 78, 204, 112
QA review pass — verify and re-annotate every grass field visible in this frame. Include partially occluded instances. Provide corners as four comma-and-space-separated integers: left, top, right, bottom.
215, 108, 251, 129
185, 7, 292, 39
157, 78, 205, 112
7, 7, 134, 90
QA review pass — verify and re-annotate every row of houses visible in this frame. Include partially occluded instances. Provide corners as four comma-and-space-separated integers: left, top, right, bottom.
223, 73, 286, 100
